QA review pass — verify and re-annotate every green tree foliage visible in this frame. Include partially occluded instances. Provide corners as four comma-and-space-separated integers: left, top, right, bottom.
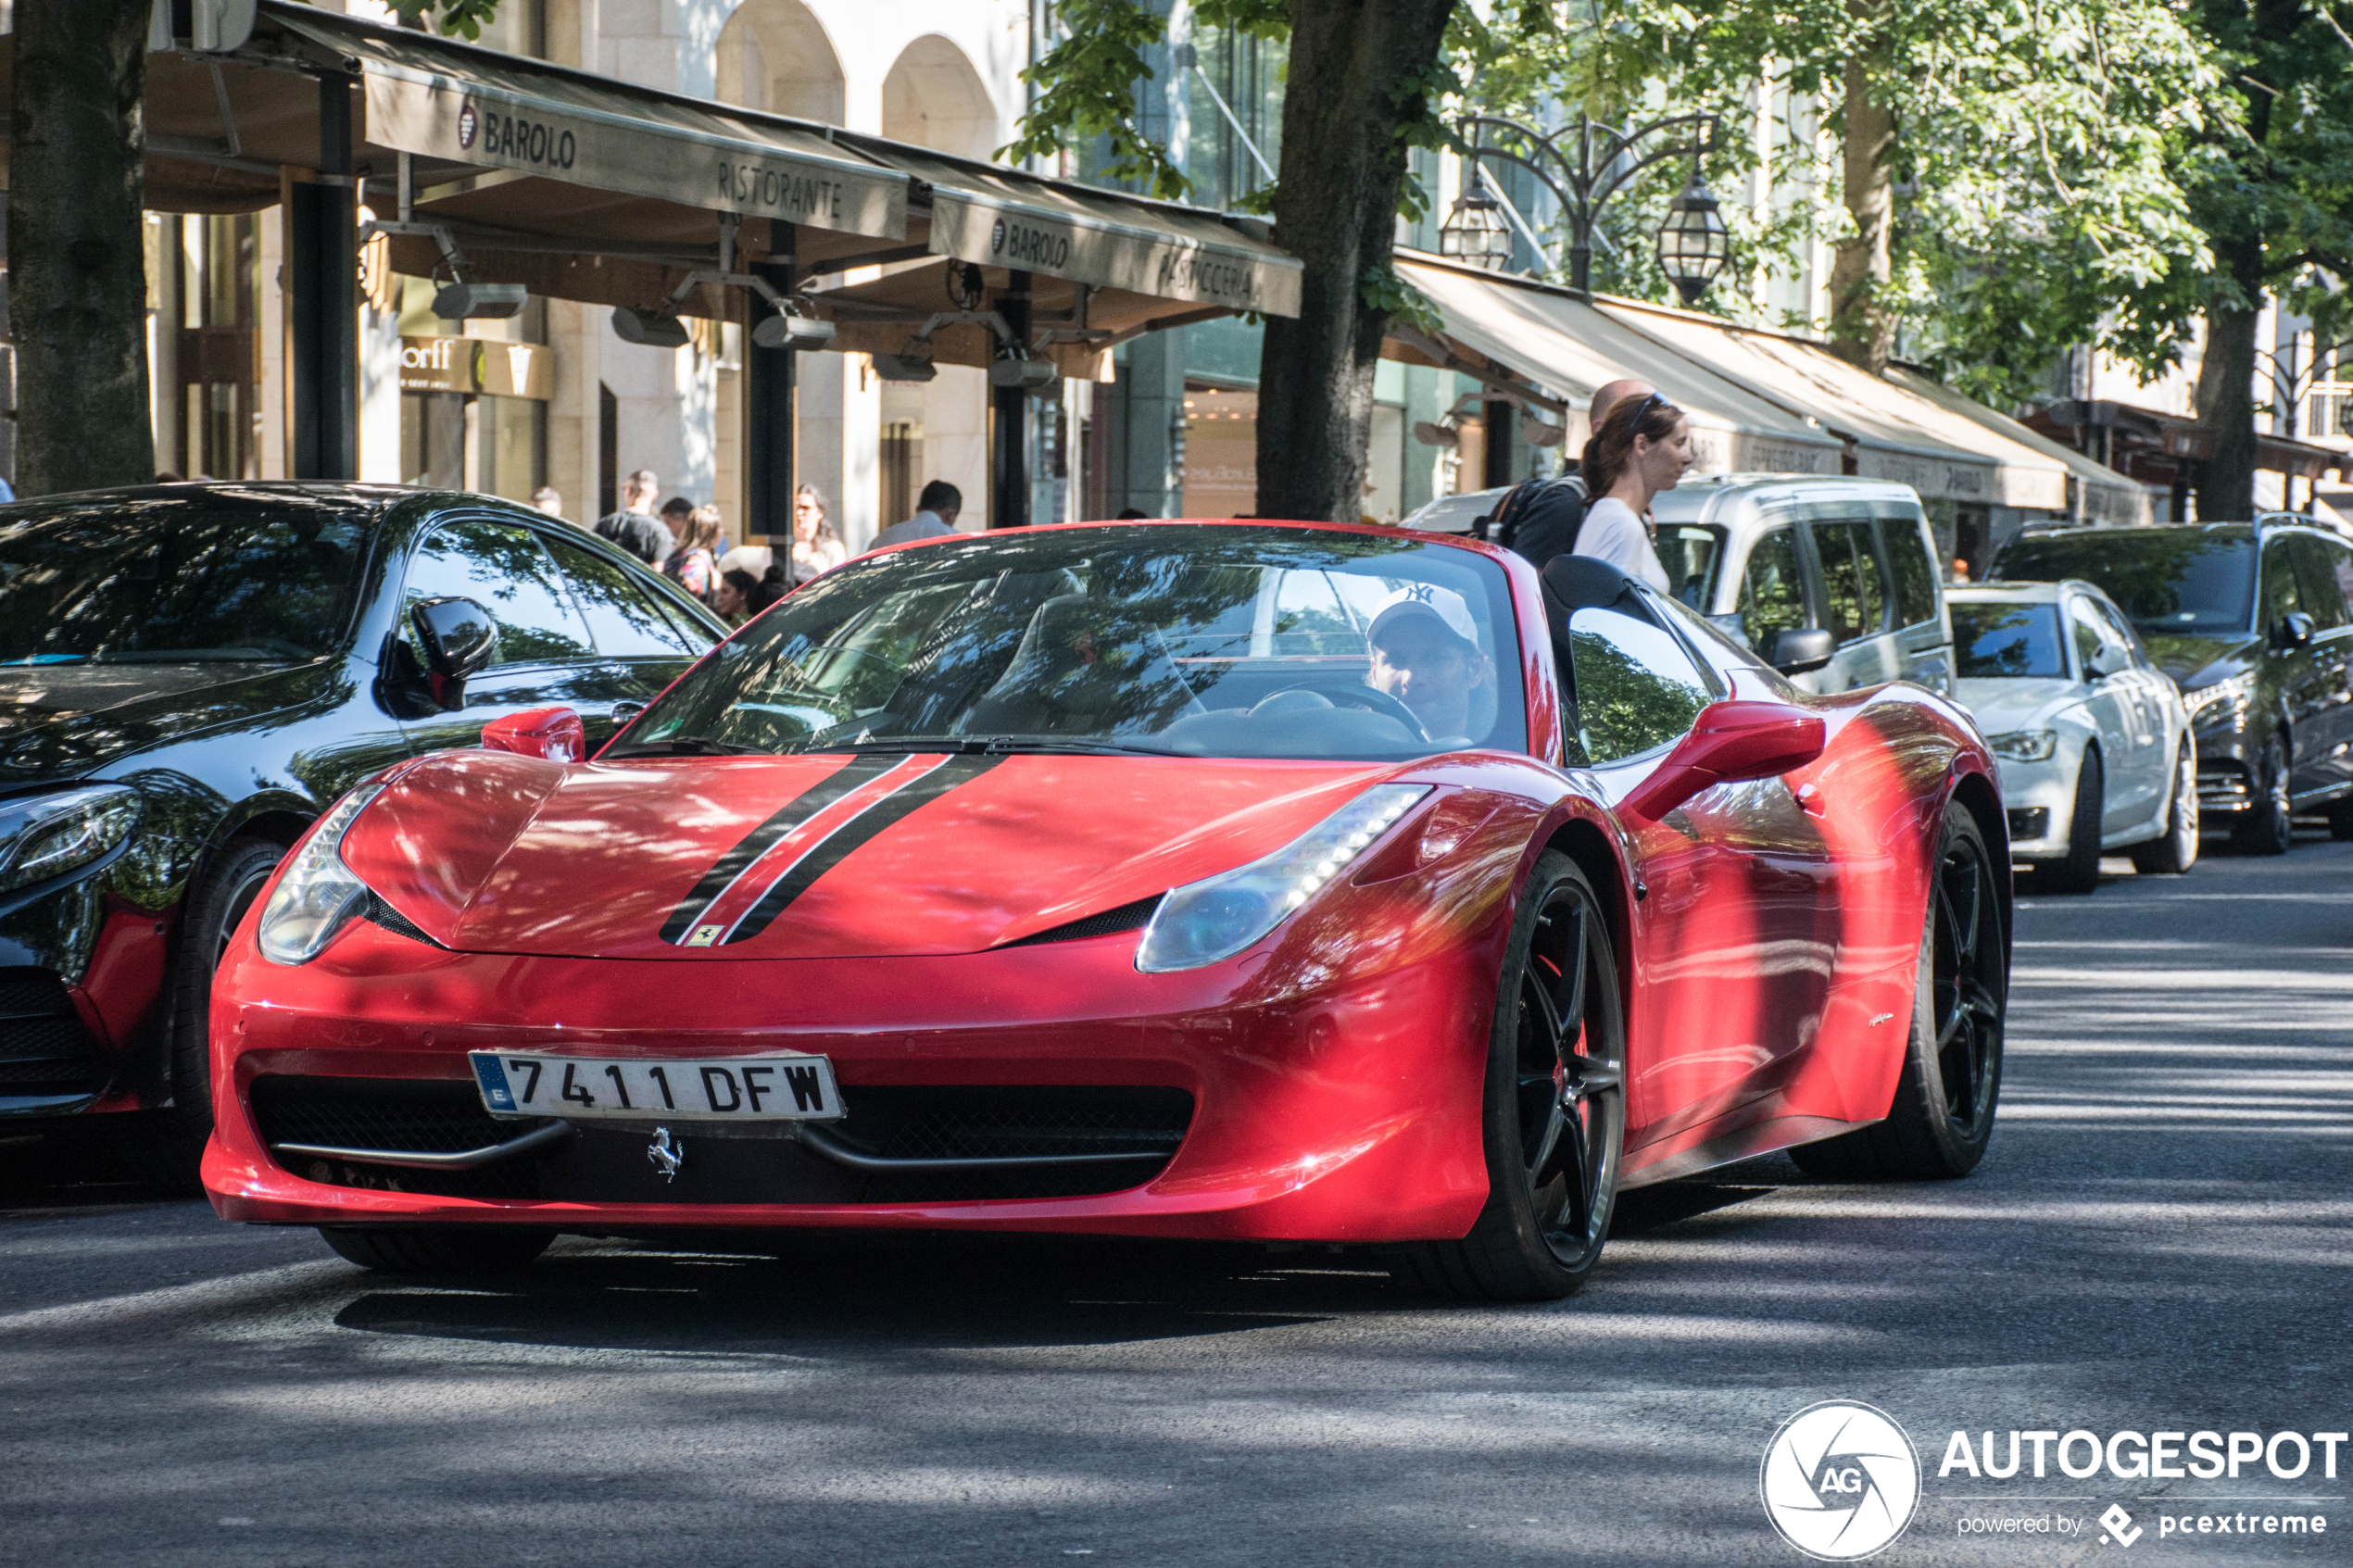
1560, 0, 2223, 402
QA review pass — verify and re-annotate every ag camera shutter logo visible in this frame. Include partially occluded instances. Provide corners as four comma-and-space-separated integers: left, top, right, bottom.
1761, 1401, 1922, 1560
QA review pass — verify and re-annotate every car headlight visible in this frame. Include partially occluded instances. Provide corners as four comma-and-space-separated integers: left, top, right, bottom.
1987, 729, 2059, 763
1136, 784, 1431, 973
0, 784, 143, 895
2183, 671, 2255, 717
257, 784, 387, 965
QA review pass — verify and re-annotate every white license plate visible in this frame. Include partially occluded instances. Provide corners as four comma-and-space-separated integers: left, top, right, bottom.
469, 1051, 841, 1123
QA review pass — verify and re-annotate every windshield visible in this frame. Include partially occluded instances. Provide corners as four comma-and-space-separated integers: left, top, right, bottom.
615, 524, 1527, 761
1951, 601, 2067, 679
1655, 524, 1725, 612
0, 497, 370, 664
1993, 533, 2255, 635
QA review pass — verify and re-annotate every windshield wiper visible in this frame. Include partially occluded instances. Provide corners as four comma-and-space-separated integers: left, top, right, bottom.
605, 735, 772, 758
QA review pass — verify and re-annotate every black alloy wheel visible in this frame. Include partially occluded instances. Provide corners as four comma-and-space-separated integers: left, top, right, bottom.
143, 837, 285, 1190
1793, 806, 2006, 1181
2038, 746, 2104, 895
2231, 734, 2294, 856
1395, 850, 1626, 1301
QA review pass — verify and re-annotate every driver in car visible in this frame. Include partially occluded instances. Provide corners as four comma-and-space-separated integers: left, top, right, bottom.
1365, 591, 1494, 742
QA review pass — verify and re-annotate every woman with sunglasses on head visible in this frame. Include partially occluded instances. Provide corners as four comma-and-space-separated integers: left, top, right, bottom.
1575, 391, 1692, 591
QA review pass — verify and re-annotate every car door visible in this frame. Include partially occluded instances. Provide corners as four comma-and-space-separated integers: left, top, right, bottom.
1561, 594, 1835, 1146
1877, 508, 1951, 694
2259, 535, 2331, 800
1803, 518, 1897, 693
2075, 593, 2166, 830
391, 514, 623, 755
2289, 533, 2353, 801
538, 531, 723, 732
2087, 595, 2174, 831
1723, 524, 1811, 675
2064, 592, 2145, 836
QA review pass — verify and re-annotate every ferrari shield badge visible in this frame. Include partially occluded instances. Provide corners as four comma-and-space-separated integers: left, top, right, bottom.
647, 1126, 685, 1182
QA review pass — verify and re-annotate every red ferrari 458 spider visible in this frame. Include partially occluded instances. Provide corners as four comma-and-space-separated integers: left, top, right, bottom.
202, 519, 2008, 1300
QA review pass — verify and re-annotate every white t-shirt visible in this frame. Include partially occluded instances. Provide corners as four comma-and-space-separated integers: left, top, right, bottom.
1575, 497, 1671, 591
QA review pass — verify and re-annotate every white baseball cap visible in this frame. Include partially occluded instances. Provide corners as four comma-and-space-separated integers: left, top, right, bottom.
1367, 582, 1482, 653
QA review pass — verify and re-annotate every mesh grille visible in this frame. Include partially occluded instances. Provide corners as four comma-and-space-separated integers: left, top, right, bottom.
839, 1085, 1191, 1202
1000, 897, 1163, 948
0, 969, 103, 1093
248, 1077, 544, 1199
364, 895, 443, 947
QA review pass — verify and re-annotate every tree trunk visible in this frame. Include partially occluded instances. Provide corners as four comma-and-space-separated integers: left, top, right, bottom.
1826, 29, 1897, 375
9, 0, 152, 496
1254, 0, 1456, 523
2193, 257, 2260, 521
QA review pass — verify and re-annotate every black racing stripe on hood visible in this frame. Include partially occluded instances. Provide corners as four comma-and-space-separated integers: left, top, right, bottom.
658, 754, 903, 944
723, 753, 1009, 945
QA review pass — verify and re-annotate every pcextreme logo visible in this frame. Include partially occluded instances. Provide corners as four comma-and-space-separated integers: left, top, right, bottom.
1761, 1401, 1923, 1561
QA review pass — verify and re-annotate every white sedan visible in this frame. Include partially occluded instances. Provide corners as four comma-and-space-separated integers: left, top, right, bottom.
1951, 580, 2199, 892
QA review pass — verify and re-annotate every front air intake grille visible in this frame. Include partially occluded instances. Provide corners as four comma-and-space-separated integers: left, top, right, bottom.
1001, 897, 1164, 948
246, 1075, 1194, 1207
2006, 807, 2049, 841
0, 969, 106, 1096
249, 1076, 542, 1198
835, 1085, 1193, 1201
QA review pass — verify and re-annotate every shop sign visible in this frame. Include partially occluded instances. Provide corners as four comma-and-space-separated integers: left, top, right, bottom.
364, 72, 908, 237
400, 337, 556, 401
932, 192, 1303, 319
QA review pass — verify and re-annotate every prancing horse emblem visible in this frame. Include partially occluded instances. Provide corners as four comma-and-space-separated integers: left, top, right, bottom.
647, 1126, 685, 1182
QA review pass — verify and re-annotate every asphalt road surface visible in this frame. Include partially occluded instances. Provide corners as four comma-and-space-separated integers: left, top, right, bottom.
4, 840, 2348, 1566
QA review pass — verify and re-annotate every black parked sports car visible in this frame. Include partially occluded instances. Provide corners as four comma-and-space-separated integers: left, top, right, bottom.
0, 483, 724, 1178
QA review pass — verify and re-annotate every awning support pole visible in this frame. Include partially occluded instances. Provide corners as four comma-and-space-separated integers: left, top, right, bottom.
747, 220, 797, 542
289, 73, 358, 481
991, 271, 1032, 529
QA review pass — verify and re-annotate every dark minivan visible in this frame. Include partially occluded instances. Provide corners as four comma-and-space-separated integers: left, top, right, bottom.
1991, 520, 2353, 854
0, 483, 724, 1179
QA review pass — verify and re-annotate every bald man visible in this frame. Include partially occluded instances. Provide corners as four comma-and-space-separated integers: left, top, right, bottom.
1485, 378, 1655, 570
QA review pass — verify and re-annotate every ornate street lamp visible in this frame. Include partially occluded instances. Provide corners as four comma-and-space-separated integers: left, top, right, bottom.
1654, 174, 1731, 306
1456, 111, 1725, 300
1439, 182, 1516, 272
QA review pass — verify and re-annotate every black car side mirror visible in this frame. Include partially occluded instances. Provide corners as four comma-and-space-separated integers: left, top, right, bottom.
2273, 610, 2316, 651
409, 596, 497, 709
1771, 627, 1836, 676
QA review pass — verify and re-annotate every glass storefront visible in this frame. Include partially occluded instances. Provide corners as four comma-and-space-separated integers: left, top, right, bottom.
395, 278, 550, 502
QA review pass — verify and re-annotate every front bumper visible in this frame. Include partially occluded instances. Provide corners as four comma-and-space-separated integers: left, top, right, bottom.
202, 913, 1504, 1243
1992, 753, 2075, 860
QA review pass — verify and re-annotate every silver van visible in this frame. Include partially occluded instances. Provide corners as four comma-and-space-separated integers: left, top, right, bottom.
1408, 475, 1953, 695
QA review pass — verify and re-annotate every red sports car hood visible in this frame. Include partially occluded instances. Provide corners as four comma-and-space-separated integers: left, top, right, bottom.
337, 750, 1405, 960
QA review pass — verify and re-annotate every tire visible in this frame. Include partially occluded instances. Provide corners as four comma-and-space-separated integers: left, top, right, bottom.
1391, 851, 1627, 1302
2129, 741, 2201, 875
1791, 805, 2006, 1181
2036, 746, 2104, 895
320, 1226, 555, 1275
140, 837, 286, 1191
2229, 734, 2293, 856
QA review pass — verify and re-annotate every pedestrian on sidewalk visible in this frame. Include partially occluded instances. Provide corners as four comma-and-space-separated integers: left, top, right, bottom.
869, 481, 961, 551
789, 484, 847, 583
1574, 392, 1689, 592
663, 505, 724, 602
596, 470, 673, 566
1478, 378, 1654, 571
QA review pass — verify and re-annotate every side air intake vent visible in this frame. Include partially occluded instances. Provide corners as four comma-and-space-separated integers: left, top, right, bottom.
365, 894, 445, 947
1001, 896, 1164, 948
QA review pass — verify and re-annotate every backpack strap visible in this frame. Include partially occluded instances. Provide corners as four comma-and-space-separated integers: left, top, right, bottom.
1476, 477, 1541, 546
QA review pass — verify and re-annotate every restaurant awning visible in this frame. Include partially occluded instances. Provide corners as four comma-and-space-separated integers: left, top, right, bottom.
1388, 255, 1847, 477
1889, 369, 2154, 526
1598, 297, 2073, 511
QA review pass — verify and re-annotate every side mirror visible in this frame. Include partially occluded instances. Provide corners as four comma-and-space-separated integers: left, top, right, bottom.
2086, 644, 2129, 679
481, 706, 585, 763
1624, 699, 1829, 821
410, 596, 497, 684
1771, 627, 1836, 676
2274, 611, 2316, 651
